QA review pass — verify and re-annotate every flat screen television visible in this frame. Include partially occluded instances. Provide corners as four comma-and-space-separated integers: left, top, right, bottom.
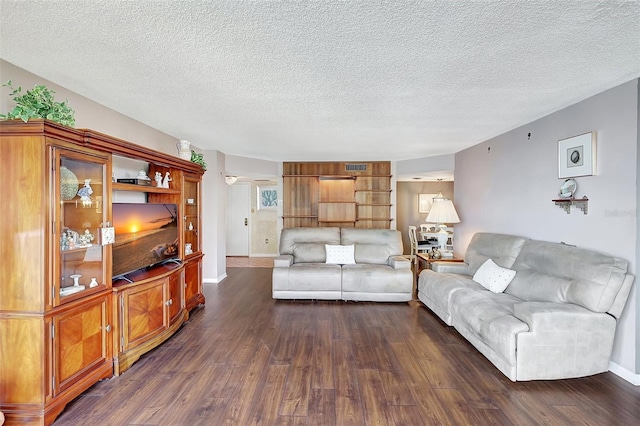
112, 203, 179, 279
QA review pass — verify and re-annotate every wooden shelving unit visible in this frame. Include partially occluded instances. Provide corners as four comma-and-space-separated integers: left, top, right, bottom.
282, 161, 392, 229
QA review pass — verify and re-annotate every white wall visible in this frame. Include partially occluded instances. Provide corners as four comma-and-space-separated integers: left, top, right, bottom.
201, 150, 228, 283
454, 79, 639, 376
225, 154, 279, 178
396, 153, 455, 176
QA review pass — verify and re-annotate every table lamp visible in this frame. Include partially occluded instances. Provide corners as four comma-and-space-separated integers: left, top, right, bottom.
425, 194, 460, 253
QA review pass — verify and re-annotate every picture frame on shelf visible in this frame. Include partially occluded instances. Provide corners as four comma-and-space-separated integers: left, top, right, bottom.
257, 185, 278, 211
558, 132, 596, 178
418, 193, 438, 213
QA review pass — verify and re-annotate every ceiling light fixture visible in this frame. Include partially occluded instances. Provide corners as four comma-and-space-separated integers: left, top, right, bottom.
225, 176, 238, 185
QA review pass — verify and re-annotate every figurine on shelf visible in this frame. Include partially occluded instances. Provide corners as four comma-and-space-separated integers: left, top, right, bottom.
162, 171, 172, 188
60, 233, 69, 251
66, 229, 78, 249
77, 179, 93, 206
79, 229, 94, 246
155, 172, 163, 187
137, 170, 151, 181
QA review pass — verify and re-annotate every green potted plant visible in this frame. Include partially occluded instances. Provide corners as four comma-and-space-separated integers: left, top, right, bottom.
191, 150, 207, 170
0, 80, 76, 126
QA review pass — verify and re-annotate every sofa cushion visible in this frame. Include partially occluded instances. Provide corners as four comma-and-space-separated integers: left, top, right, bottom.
473, 259, 516, 293
418, 269, 484, 325
325, 244, 355, 265
280, 263, 342, 292
507, 240, 629, 313
342, 264, 412, 294
450, 289, 529, 367
340, 228, 403, 264
465, 233, 528, 275
279, 227, 341, 263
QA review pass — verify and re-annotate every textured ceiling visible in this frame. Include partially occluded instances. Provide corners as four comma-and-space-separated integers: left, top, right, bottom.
1, 1, 639, 162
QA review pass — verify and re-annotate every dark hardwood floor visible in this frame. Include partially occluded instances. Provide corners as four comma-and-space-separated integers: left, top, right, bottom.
55, 267, 640, 425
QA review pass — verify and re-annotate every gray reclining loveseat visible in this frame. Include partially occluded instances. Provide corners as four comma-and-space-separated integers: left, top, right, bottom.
273, 227, 412, 302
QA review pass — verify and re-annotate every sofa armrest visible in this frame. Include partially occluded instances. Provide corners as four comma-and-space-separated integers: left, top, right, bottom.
274, 254, 293, 268
389, 255, 411, 270
431, 262, 470, 274
513, 302, 615, 332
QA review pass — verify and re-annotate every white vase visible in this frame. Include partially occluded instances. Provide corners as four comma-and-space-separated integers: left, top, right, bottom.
177, 140, 191, 160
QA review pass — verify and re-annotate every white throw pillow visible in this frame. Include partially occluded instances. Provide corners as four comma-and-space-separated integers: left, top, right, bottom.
325, 244, 356, 265
472, 259, 516, 293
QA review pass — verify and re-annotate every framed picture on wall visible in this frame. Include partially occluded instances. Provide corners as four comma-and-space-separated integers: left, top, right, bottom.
418, 193, 438, 213
558, 132, 596, 178
257, 185, 278, 211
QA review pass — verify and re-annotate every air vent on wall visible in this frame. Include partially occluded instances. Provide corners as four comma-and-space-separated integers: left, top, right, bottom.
345, 164, 367, 172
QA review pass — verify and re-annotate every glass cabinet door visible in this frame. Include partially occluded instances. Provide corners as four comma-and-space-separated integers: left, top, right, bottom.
183, 174, 200, 257
54, 148, 110, 305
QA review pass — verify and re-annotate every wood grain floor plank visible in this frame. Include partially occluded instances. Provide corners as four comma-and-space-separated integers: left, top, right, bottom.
312, 319, 334, 390
279, 333, 314, 416
308, 388, 337, 426
245, 364, 289, 425
220, 343, 271, 425
333, 339, 366, 425
357, 368, 395, 425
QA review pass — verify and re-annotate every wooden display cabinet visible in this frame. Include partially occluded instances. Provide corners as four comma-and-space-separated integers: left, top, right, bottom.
0, 120, 114, 425
1, 119, 206, 425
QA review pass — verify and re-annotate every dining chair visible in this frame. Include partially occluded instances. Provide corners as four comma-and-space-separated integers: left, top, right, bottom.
408, 225, 432, 264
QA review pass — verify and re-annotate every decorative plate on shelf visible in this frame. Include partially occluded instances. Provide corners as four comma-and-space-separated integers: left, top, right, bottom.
558, 178, 577, 199
60, 166, 79, 200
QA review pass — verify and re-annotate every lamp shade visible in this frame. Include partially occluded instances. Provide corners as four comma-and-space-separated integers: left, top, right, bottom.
425, 198, 460, 224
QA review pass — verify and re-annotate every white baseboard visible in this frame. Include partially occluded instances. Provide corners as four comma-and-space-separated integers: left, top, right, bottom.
609, 361, 640, 385
203, 273, 227, 284
250, 253, 278, 258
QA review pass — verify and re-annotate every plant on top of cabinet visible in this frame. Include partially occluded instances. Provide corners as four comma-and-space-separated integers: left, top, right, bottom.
0, 80, 76, 126
190, 150, 207, 170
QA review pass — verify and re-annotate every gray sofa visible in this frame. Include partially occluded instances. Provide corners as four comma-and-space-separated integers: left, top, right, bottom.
418, 232, 634, 381
273, 227, 412, 302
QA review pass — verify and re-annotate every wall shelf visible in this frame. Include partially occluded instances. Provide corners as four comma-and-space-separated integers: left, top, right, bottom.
112, 182, 181, 194
552, 196, 589, 214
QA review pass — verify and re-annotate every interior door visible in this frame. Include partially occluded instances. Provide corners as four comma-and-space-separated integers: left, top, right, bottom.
226, 182, 250, 256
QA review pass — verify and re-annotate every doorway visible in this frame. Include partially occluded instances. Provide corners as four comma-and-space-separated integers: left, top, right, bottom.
226, 182, 250, 256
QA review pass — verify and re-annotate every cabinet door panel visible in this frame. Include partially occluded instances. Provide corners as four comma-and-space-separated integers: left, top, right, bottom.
123, 280, 166, 349
54, 147, 110, 307
168, 271, 183, 324
55, 296, 110, 393
183, 173, 201, 256
184, 259, 202, 311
